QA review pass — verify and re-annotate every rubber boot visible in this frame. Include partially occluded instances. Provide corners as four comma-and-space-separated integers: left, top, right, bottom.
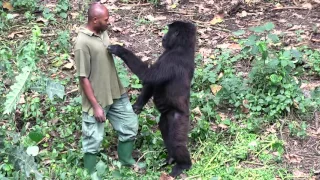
84, 153, 97, 174
117, 140, 136, 166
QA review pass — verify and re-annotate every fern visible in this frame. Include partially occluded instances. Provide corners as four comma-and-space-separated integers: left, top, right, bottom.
3, 66, 32, 115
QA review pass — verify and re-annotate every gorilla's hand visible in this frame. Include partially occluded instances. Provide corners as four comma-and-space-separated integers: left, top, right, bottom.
132, 103, 143, 114
107, 45, 124, 56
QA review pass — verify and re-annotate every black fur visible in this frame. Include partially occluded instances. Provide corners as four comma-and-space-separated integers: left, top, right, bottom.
107, 21, 196, 177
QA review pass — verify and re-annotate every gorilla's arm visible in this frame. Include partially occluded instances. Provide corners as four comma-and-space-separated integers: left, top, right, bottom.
133, 84, 153, 114
108, 45, 178, 84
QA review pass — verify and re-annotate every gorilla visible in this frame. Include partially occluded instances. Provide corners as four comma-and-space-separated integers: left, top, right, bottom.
107, 21, 196, 177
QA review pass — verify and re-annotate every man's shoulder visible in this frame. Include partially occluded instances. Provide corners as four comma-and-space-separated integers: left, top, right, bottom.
74, 32, 91, 51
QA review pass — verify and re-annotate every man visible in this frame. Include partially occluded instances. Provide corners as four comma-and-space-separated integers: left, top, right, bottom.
74, 2, 139, 174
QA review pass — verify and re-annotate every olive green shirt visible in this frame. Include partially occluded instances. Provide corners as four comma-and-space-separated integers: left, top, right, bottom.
74, 26, 126, 116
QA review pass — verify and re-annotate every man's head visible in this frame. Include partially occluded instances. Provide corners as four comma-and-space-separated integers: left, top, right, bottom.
87, 3, 109, 33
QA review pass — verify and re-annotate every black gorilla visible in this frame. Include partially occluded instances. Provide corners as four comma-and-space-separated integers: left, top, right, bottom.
107, 21, 196, 177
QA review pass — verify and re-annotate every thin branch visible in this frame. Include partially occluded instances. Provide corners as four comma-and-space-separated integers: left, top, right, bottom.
271, 7, 310, 11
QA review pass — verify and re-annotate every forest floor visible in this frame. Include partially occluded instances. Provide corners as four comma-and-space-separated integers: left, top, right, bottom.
1, 0, 320, 179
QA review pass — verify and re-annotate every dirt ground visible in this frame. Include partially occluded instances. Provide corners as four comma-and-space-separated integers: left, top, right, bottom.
70, 0, 320, 178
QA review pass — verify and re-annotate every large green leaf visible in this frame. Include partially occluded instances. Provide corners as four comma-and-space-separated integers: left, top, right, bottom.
96, 160, 107, 176
264, 22, 275, 31
28, 131, 44, 143
46, 80, 65, 100
10, 146, 43, 180
3, 66, 32, 114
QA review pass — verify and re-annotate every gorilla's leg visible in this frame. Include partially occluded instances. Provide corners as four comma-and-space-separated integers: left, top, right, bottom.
168, 111, 192, 177
159, 113, 175, 166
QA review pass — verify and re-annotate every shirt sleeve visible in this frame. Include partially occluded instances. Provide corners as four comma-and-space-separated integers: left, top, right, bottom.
74, 49, 91, 77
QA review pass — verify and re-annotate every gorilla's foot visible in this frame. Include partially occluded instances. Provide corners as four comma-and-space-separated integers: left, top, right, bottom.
162, 156, 175, 167
169, 163, 191, 178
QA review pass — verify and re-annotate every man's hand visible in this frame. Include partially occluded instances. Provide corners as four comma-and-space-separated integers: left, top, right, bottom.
80, 77, 106, 123
93, 104, 106, 122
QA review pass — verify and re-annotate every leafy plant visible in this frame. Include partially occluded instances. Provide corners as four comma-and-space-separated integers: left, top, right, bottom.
55, 0, 70, 19
10, 0, 38, 11
231, 22, 306, 119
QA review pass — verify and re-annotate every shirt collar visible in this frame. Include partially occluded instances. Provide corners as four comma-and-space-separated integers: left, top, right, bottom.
79, 26, 101, 37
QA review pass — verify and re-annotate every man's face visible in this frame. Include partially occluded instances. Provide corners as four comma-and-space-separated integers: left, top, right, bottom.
94, 11, 109, 32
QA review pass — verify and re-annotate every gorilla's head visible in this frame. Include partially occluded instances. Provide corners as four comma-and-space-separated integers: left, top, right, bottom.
162, 21, 196, 50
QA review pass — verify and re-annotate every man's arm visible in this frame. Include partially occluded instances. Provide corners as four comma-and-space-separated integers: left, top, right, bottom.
80, 77, 106, 122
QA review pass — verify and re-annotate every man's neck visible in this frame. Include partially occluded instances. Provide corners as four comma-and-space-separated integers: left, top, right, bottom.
86, 24, 101, 35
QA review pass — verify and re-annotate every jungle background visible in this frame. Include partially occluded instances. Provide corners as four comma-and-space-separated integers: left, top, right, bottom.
1, 0, 320, 179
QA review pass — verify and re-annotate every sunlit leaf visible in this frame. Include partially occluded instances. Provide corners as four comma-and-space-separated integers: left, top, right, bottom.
3, 66, 32, 114
26, 146, 39, 156
46, 80, 65, 100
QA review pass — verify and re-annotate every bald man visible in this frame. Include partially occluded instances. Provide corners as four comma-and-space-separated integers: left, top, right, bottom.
74, 2, 140, 174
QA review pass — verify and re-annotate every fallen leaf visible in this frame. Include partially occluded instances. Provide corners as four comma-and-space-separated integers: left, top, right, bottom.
292, 170, 307, 177
211, 123, 218, 131
218, 112, 228, 121
209, 55, 215, 59
171, 4, 177, 9
198, 48, 212, 58
45, 3, 56, 8
142, 56, 150, 62
159, 172, 174, 180
192, 107, 202, 115
43, 159, 52, 165
293, 100, 299, 109
146, 15, 167, 21
218, 124, 228, 129
266, 125, 276, 133
36, 17, 48, 24
217, 43, 241, 50
8, 31, 24, 39
62, 62, 74, 70
302, 3, 312, 9
166, 0, 173, 5
70, 12, 79, 19
229, 43, 242, 50
210, 14, 224, 25
240, 10, 248, 17
275, 3, 283, 8
241, 99, 250, 114
3, 2, 13, 11
112, 26, 123, 32
210, 84, 222, 95
19, 94, 26, 104
285, 154, 303, 163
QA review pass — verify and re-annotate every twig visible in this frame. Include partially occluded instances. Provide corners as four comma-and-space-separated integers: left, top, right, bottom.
311, 39, 320, 42
271, 7, 309, 11
136, 150, 157, 163
37, 137, 47, 145
119, 3, 151, 7
40, 34, 56, 37
243, 161, 264, 166
66, 88, 78, 95
166, 10, 196, 16
315, 111, 319, 129
191, 19, 231, 32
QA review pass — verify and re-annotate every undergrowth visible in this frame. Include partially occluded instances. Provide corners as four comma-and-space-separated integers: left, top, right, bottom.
0, 2, 320, 179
